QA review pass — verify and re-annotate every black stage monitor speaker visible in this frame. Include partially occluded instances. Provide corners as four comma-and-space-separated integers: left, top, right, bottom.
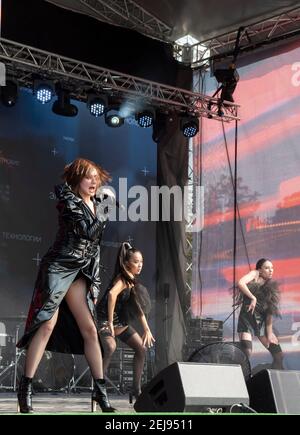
247, 369, 300, 414
134, 362, 249, 412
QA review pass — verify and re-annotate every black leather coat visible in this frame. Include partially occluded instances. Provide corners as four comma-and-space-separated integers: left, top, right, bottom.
17, 183, 108, 354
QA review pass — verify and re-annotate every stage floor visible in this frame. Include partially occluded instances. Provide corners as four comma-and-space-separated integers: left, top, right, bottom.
0, 392, 134, 414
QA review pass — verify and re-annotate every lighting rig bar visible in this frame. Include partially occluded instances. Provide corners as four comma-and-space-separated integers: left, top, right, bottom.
0, 37, 239, 121
183, 6, 300, 67
49, 0, 173, 42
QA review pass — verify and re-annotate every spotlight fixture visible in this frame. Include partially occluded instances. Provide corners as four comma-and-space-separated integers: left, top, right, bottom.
105, 109, 124, 128
87, 94, 107, 117
0, 79, 18, 107
34, 79, 55, 104
52, 87, 78, 117
180, 115, 199, 138
214, 65, 239, 103
136, 109, 155, 128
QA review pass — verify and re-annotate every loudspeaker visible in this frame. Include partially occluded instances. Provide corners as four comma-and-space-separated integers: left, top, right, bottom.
134, 362, 249, 412
247, 369, 300, 414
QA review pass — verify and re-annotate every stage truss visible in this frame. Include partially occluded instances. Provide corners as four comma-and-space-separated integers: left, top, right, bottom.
0, 38, 239, 122
48, 1, 300, 64
176, 6, 300, 67
48, 0, 173, 42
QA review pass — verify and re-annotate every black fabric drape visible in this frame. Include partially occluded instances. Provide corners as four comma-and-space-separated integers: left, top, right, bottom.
155, 112, 189, 371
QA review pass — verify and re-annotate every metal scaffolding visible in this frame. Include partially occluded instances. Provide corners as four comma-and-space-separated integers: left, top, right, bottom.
47, 3, 300, 69
74, 0, 172, 41
174, 7, 300, 67
0, 37, 239, 122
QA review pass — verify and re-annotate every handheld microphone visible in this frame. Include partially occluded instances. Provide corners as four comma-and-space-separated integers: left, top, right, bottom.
98, 187, 125, 211
115, 199, 125, 211
103, 195, 125, 211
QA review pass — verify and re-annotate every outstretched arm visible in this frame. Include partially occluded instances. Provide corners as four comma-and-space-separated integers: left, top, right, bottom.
238, 270, 259, 314
139, 314, 155, 348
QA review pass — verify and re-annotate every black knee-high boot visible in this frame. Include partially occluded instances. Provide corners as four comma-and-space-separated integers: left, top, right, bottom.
91, 379, 116, 413
17, 375, 33, 413
269, 343, 284, 369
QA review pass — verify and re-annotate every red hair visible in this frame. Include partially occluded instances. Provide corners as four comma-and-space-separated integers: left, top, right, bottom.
62, 158, 111, 191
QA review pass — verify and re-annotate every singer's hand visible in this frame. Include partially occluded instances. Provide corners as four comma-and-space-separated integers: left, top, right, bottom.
98, 187, 116, 201
98, 186, 125, 210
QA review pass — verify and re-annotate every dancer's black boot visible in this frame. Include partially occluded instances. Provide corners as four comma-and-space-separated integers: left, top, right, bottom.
129, 386, 141, 404
91, 379, 116, 412
17, 375, 33, 413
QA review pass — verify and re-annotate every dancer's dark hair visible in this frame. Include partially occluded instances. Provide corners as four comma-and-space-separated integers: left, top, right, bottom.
111, 242, 147, 319
255, 258, 270, 270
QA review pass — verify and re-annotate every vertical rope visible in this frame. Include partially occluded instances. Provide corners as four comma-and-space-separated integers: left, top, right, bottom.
233, 119, 238, 342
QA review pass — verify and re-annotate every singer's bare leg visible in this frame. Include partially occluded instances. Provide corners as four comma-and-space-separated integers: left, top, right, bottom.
65, 278, 104, 378
24, 310, 59, 378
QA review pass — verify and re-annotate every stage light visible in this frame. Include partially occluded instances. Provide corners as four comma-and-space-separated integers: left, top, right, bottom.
180, 115, 199, 138
214, 65, 239, 103
52, 88, 78, 117
87, 94, 106, 117
34, 80, 55, 104
136, 109, 155, 128
1, 80, 18, 107
105, 110, 124, 128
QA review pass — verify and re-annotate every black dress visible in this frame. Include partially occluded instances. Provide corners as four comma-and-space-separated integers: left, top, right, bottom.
237, 280, 280, 337
17, 183, 108, 354
97, 284, 143, 329
98, 287, 132, 329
